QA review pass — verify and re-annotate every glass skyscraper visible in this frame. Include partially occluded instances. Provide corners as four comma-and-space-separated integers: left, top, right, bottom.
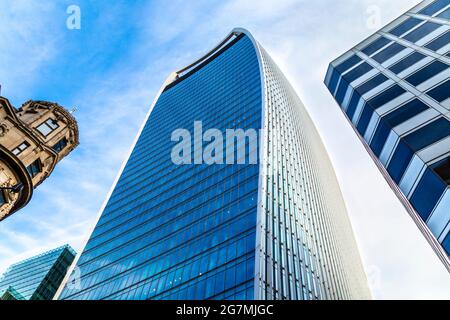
58, 29, 370, 300
0, 245, 75, 300
325, 0, 450, 271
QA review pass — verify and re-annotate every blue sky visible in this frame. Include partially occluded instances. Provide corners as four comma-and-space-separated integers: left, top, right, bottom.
0, 0, 449, 299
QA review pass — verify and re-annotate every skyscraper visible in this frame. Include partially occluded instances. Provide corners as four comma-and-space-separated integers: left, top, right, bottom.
325, 0, 450, 271
0, 245, 76, 300
57, 29, 370, 300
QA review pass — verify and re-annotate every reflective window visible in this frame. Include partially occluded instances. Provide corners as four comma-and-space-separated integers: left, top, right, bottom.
443, 232, 450, 255
370, 120, 391, 156
419, 0, 449, 16
372, 42, 406, 63
410, 168, 446, 220
335, 78, 349, 104
335, 55, 362, 73
383, 99, 429, 127
361, 37, 391, 56
366, 84, 406, 109
405, 61, 449, 86
36, 118, 58, 137
437, 7, 450, 19
346, 92, 361, 119
426, 79, 450, 102
27, 159, 41, 178
52, 138, 68, 153
403, 117, 450, 151
403, 22, 442, 43
389, 18, 424, 36
431, 155, 450, 185
424, 31, 450, 51
0, 191, 5, 205
342, 62, 373, 83
356, 104, 374, 135
387, 140, 414, 183
327, 67, 340, 93
354, 73, 389, 95
388, 52, 427, 74
12, 141, 30, 156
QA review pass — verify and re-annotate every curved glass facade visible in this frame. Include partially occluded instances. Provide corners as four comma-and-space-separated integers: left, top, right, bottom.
59, 29, 370, 300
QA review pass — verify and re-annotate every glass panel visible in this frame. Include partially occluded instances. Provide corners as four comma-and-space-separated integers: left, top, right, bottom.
389, 18, 423, 36
361, 37, 391, 55
36, 123, 52, 136
419, 0, 449, 16
366, 84, 406, 109
403, 117, 450, 151
410, 168, 446, 221
431, 155, 450, 185
387, 140, 414, 183
389, 52, 427, 74
425, 31, 450, 51
437, 7, 450, 19
372, 42, 406, 63
335, 55, 362, 73
426, 79, 450, 102
383, 99, 429, 127
403, 22, 442, 43
354, 73, 389, 95
405, 61, 449, 86
342, 62, 373, 83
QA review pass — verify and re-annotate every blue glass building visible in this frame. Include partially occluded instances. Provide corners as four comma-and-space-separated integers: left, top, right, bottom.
0, 245, 76, 300
325, 0, 450, 271
58, 29, 370, 300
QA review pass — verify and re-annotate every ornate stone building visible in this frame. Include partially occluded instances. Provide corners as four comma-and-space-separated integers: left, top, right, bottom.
0, 96, 79, 220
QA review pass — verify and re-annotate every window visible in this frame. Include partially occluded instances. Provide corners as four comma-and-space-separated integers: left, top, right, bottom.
383, 99, 429, 128
370, 121, 391, 157
334, 78, 349, 104
27, 159, 42, 178
354, 73, 389, 95
372, 42, 406, 63
403, 117, 450, 151
443, 232, 450, 256
403, 22, 442, 43
356, 105, 374, 135
12, 141, 30, 156
36, 119, 59, 137
426, 79, 450, 102
342, 62, 373, 83
389, 52, 427, 74
387, 140, 414, 183
0, 191, 5, 205
361, 37, 391, 56
437, 8, 450, 20
389, 18, 423, 37
410, 168, 446, 221
431, 155, 450, 185
404, 61, 449, 86
366, 84, 406, 109
53, 138, 68, 153
424, 31, 450, 51
335, 55, 362, 73
345, 92, 361, 120
419, 0, 449, 16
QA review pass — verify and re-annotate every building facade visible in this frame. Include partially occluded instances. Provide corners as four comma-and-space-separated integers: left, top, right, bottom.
325, 0, 450, 270
0, 245, 76, 300
57, 29, 370, 300
0, 97, 79, 220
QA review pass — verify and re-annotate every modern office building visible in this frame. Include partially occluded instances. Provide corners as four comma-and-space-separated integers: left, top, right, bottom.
0, 245, 76, 300
0, 97, 79, 220
57, 28, 370, 300
325, 0, 450, 270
